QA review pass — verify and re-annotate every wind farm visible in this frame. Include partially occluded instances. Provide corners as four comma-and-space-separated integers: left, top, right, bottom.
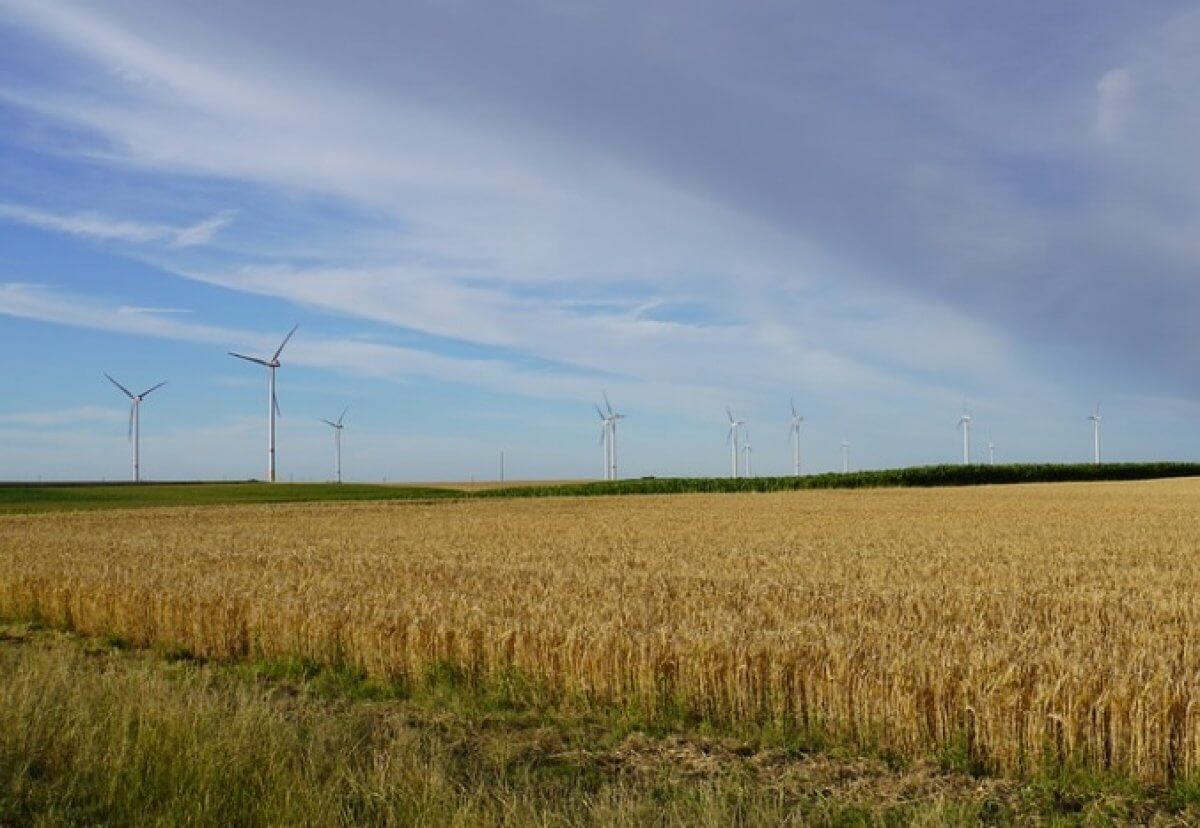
8, 2, 1200, 823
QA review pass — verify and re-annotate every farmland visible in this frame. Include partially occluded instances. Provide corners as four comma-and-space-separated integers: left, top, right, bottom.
3, 460, 1200, 514
5, 477, 1200, 804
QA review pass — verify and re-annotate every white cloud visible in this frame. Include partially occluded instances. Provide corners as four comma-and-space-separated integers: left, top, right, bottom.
0, 202, 234, 247
1095, 67, 1132, 142
0, 405, 126, 427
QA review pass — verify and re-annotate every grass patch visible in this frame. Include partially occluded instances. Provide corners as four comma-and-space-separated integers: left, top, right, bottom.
3, 622, 1200, 825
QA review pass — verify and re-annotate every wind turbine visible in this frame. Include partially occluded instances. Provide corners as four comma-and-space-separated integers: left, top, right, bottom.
228, 325, 297, 483
595, 403, 611, 480
956, 402, 972, 465
602, 391, 626, 480
788, 399, 805, 476
988, 440, 996, 466
742, 430, 753, 477
1089, 402, 1102, 464
320, 407, 348, 484
104, 373, 167, 482
726, 408, 744, 478
841, 435, 850, 473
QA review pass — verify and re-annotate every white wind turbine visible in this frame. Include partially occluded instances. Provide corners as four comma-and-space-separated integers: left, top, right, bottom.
988, 440, 996, 466
788, 398, 805, 476
595, 403, 611, 480
320, 407, 348, 484
956, 402, 972, 465
228, 325, 297, 483
742, 430, 753, 477
726, 408, 745, 478
841, 435, 850, 473
104, 373, 167, 483
595, 404, 611, 480
602, 391, 626, 480
1089, 402, 1102, 464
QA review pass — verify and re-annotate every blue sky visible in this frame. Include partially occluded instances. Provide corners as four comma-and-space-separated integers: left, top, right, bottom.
2, 0, 1200, 482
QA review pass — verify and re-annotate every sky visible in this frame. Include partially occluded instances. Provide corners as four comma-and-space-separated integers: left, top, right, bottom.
2, 0, 1200, 482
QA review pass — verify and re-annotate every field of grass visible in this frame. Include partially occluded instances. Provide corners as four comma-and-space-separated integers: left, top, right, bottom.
8, 621, 1194, 826
0, 481, 458, 514
2, 461, 1199, 514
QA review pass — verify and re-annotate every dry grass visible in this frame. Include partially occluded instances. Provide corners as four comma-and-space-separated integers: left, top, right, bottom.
4, 479, 1200, 783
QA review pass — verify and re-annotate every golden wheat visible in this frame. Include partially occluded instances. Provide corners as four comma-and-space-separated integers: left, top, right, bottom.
3, 479, 1200, 781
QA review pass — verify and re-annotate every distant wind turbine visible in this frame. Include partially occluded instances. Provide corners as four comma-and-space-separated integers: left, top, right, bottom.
841, 436, 850, 473
956, 402, 972, 465
104, 373, 167, 482
1089, 402, 1102, 464
602, 391, 626, 480
320, 407, 348, 484
742, 430, 753, 477
988, 440, 996, 466
228, 324, 297, 483
788, 399, 804, 476
595, 404, 610, 480
726, 408, 745, 478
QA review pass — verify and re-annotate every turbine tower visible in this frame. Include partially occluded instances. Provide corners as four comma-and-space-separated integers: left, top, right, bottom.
742, 430, 753, 477
789, 398, 805, 476
602, 391, 626, 480
726, 408, 745, 478
956, 402, 972, 465
320, 407, 348, 484
595, 404, 611, 480
841, 436, 850, 473
228, 324, 297, 483
988, 440, 996, 466
104, 373, 167, 482
1089, 402, 1102, 464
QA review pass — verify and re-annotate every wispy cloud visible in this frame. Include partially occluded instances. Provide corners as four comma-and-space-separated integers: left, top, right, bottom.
117, 306, 193, 315
0, 202, 233, 247
0, 405, 125, 427
1095, 68, 1133, 143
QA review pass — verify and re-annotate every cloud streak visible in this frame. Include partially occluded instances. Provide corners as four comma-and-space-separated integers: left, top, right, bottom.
0, 202, 233, 247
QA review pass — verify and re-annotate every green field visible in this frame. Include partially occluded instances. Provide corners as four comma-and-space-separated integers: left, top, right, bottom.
2, 462, 1199, 514
0, 482, 457, 514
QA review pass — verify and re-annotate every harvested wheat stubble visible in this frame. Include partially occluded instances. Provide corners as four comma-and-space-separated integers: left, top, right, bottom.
3, 479, 1200, 782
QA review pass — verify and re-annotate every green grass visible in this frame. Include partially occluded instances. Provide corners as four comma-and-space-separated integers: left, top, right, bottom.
6, 622, 1197, 826
0, 481, 457, 514
2, 462, 1199, 514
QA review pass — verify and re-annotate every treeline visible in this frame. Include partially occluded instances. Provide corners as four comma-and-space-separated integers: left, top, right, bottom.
476, 462, 1200, 499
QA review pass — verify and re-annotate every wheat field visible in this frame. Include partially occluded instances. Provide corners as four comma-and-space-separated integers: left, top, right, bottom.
3, 479, 1200, 782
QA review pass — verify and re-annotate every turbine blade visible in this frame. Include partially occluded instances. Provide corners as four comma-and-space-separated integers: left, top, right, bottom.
791, 397, 797, 418
337, 406, 348, 426
595, 404, 606, 420
273, 391, 281, 418
104, 373, 134, 399
271, 324, 298, 362
321, 419, 338, 428
603, 390, 613, 416
726, 407, 734, 423
127, 403, 135, 442
139, 380, 168, 398
228, 352, 270, 366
